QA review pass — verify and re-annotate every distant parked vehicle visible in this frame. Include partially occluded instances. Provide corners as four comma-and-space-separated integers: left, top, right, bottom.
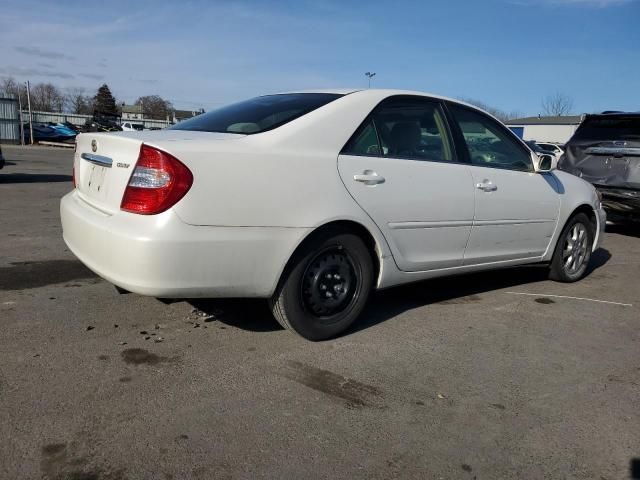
61, 89, 605, 340
559, 112, 640, 222
85, 111, 123, 133
121, 122, 144, 132
537, 142, 564, 160
0, 145, 4, 170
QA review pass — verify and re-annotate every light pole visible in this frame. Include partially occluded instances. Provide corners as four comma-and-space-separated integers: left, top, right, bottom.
365, 72, 376, 88
25, 81, 33, 145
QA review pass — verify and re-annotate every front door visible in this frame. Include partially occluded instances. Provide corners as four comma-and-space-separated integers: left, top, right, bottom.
338, 96, 475, 272
446, 103, 560, 264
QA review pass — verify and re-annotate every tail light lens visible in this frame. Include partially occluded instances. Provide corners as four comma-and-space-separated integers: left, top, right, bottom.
121, 144, 193, 215
72, 162, 77, 188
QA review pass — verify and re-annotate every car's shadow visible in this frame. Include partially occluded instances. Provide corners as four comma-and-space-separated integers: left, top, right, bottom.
0, 173, 72, 184
188, 248, 611, 336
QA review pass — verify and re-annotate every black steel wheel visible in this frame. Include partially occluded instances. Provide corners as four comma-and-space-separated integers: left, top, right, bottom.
270, 229, 374, 340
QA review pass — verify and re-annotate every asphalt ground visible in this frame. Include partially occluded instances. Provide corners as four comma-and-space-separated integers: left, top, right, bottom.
1, 144, 639, 480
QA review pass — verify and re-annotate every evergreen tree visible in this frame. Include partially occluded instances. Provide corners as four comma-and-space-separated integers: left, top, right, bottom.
93, 84, 117, 115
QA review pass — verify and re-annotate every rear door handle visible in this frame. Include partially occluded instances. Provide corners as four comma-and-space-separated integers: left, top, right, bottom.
476, 180, 497, 192
354, 170, 385, 185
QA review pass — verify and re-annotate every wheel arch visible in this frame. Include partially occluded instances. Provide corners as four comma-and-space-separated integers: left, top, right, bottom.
546, 202, 600, 262
270, 219, 385, 297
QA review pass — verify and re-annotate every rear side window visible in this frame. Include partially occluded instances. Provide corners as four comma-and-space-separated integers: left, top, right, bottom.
343, 96, 454, 162
170, 93, 343, 134
572, 116, 640, 141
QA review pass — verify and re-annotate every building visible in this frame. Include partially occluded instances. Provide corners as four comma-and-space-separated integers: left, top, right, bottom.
506, 115, 583, 144
121, 104, 143, 121
172, 108, 205, 123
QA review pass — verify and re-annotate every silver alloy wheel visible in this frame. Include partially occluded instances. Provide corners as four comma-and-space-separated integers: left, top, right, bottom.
562, 222, 589, 275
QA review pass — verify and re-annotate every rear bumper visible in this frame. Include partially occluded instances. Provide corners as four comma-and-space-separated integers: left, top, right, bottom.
596, 185, 640, 216
60, 190, 310, 298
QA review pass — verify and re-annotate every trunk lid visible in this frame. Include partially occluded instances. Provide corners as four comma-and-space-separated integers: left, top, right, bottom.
74, 130, 243, 214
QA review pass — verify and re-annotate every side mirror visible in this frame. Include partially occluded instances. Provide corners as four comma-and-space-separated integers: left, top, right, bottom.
536, 154, 555, 173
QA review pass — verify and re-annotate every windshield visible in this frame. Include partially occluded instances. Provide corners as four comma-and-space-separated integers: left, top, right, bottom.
572, 116, 640, 141
170, 93, 343, 134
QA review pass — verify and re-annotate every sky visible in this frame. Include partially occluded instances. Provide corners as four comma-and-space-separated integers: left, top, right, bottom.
0, 0, 638, 115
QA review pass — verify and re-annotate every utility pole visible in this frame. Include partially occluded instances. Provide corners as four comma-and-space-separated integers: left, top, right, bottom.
17, 89, 24, 146
365, 71, 376, 88
25, 81, 33, 145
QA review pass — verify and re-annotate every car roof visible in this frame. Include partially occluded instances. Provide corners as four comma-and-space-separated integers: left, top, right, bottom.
275, 88, 464, 104
275, 88, 490, 113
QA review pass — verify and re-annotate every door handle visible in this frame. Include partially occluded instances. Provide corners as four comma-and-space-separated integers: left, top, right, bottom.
354, 170, 385, 185
476, 180, 497, 192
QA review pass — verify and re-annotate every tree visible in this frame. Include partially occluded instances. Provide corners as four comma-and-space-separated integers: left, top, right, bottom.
458, 98, 522, 123
0, 76, 28, 107
64, 87, 93, 114
30, 83, 64, 112
93, 84, 118, 115
135, 95, 174, 120
541, 93, 573, 116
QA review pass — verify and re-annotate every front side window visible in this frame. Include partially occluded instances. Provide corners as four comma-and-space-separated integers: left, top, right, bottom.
170, 93, 343, 134
342, 97, 454, 162
449, 105, 533, 172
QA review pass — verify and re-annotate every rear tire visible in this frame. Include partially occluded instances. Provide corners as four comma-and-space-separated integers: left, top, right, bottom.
549, 213, 594, 282
269, 229, 374, 341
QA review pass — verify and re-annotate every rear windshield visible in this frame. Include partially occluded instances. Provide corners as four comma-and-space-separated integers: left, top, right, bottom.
572, 116, 640, 141
170, 93, 343, 134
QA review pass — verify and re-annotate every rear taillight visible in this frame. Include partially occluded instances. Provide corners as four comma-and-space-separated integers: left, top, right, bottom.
72, 162, 77, 188
120, 144, 193, 215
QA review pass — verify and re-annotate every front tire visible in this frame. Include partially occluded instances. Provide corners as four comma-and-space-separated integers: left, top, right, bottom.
549, 212, 594, 282
269, 230, 374, 341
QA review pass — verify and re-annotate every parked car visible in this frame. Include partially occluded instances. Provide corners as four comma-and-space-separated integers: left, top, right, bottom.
0, 144, 4, 170
121, 122, 144, 132
559, 112, 640, 222
537, 142, 564, 160
61, 89, 605, 340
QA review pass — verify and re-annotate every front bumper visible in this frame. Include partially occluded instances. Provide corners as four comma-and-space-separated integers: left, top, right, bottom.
595, 205, 606, 250
60, 190, 310, 298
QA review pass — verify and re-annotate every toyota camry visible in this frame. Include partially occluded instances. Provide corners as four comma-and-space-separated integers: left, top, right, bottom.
60, 89, 605, 340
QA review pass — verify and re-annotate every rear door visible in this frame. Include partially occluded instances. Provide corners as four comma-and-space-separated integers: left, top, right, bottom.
338, 96, 475, 272
446, 103, 560, 264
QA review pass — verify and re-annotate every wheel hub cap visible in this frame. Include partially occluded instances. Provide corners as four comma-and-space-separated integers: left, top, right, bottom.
563, 223, 589, 274
302, 248, 356, 318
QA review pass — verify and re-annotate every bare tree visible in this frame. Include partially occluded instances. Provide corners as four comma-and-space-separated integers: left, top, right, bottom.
458, 98, 522, 123
541, 92, 573, 116
135, 95, 174, 120
30, 83, 64, 112
0, 76, 28, 106
64, 87, 93, 114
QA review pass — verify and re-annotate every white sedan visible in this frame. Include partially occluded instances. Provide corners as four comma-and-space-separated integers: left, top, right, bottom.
61, 89, 605, 340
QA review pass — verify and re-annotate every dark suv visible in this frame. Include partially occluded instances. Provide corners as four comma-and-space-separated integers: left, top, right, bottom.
559, 112, 640, 221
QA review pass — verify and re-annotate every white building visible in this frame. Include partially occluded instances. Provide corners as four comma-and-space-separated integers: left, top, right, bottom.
121, 104, 143, 121
506, 115, 583, 144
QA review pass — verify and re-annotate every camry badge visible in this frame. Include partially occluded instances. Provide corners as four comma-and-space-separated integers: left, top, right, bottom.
91, 139, 97, 152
